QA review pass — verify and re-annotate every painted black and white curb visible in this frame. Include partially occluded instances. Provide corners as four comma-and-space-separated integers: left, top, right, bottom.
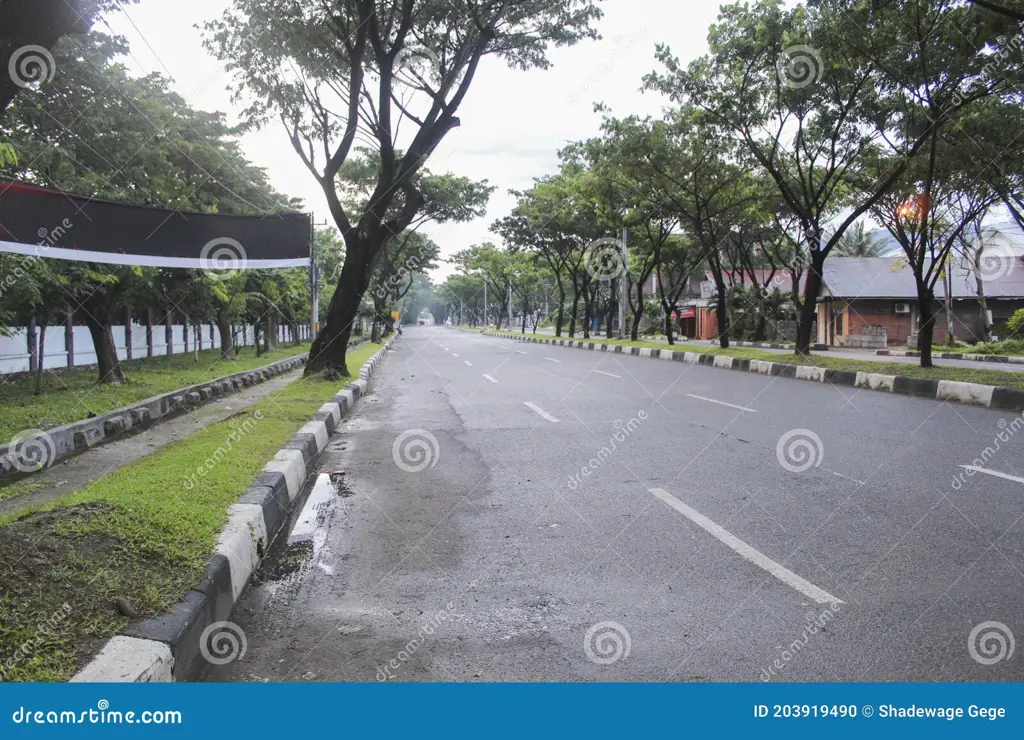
482, 331, 1024, 413
70, 337, 397, 682
876, 349, 1024, 365
637, 335, 825, 351
0, 352, 316, 483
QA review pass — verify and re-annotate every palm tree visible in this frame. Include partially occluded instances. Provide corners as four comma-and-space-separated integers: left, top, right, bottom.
832, 221, 889, 257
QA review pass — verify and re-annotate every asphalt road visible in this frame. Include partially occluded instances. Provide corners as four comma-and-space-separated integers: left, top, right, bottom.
207, 326, 1024, 683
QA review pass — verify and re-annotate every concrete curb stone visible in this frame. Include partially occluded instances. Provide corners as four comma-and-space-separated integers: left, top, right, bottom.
70, 335, 398, 682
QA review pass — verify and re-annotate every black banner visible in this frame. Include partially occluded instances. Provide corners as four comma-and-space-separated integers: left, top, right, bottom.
0, 180, 310, 268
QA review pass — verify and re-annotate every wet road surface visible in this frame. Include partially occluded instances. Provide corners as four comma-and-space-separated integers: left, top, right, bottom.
207, 327, 1024, 682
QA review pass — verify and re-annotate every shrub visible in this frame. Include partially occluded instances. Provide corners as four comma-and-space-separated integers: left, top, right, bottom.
1006, 308, 1024, 337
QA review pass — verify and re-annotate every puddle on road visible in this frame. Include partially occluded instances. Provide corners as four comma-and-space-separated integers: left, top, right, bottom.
253, 472, 356, 593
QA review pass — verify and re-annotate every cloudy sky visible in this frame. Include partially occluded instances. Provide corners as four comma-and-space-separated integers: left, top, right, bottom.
103, 0, 728, 278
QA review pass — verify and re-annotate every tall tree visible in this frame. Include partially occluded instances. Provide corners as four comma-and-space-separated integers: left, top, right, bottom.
646, 0, 1019, 353
206, 0, 603, 374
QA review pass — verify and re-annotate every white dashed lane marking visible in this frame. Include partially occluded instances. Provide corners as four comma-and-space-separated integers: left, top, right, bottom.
685, 393, 756, 413
523, 401, 559, 423
648, 487, 843, 605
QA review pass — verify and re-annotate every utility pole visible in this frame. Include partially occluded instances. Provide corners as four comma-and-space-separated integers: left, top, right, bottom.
945, 254, 955, 345
618, 225, 628, 338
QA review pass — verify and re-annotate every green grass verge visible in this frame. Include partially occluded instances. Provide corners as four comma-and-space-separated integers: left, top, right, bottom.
955, 339, 1024, 357
0, 343, 311, 443
484, 330, 1024, 391
0, 341, 381, 682
0, 474, 49, 504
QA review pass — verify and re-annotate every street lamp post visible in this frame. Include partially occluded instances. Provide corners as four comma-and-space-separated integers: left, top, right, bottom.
618, 225, 628, 338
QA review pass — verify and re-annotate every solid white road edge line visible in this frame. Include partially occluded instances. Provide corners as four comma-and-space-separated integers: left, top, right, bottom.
544, 357, 562, 363
685, 393, 756, 413
483, 374, 498, 383
647, 487, 843, 605
591, 369, 621, 378
523, 401, 559, 423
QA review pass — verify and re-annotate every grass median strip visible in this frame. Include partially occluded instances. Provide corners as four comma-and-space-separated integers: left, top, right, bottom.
483, 331, 1024, 391
0, 343, 312, 442
0, 341, 380, 682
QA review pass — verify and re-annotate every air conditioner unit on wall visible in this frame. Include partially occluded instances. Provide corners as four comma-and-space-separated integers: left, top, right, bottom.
894, 302, 911, 314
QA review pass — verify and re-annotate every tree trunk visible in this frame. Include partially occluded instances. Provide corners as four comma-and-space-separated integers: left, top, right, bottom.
795, 257, 825, 355
34, 321, 47, 395
554, 278, 565, 337
605, 291, 614, 339
713, 279, 730, 349
216, 311, 235, 360
631, 282, 645, 342
582, 284, 593, 340
306, 245, 375, 376
663, 305, 674, 345
754, 302, 768, 342
917, 290, 937, 368
263, 313, 279, 353
85, 313, 126, 384
568, 289, 579, 337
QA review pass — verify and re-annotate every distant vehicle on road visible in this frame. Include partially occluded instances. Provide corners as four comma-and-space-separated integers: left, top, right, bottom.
417, 320, 425, 325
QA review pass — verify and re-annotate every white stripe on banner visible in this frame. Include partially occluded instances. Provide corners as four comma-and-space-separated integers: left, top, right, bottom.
0, 240, 310, 268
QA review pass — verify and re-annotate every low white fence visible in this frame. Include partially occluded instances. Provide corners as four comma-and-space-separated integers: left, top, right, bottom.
0, 322, 311, 375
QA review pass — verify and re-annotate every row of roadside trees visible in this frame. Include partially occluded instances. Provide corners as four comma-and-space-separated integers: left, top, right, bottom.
439, 0, 1024, 368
